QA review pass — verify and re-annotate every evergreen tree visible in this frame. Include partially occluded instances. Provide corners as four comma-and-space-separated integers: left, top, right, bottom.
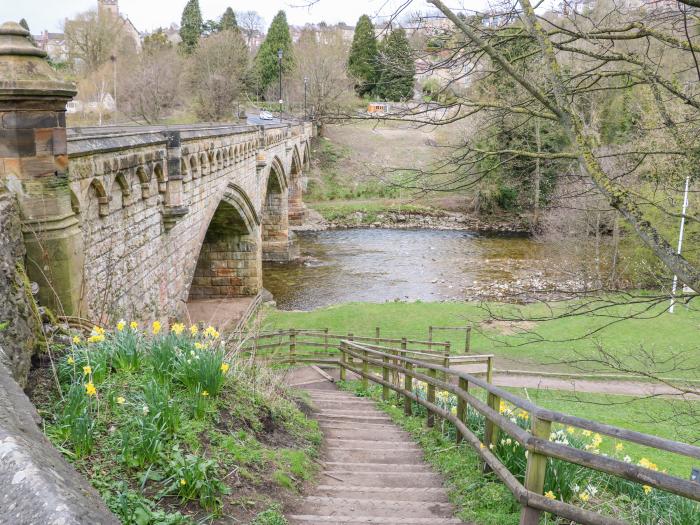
220, 7, 238, 32
376, 29, 415, 102
19, 18, 36, 45
254, 10, 294, 96
347, 15, 378, 97
179, 0, 203, 54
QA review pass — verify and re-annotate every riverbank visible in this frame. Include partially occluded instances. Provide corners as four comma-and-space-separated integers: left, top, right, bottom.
297, 200, 530, 234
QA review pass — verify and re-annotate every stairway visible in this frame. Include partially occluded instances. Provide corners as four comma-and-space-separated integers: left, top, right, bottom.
288, 384, 464, 525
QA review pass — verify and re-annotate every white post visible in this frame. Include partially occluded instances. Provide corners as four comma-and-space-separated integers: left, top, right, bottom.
670, 175, 691, 313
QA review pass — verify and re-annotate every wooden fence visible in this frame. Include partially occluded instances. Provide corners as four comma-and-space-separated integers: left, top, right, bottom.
337, 340, 700, 525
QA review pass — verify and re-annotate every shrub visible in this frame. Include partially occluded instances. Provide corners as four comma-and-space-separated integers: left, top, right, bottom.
175, 344, 228, 397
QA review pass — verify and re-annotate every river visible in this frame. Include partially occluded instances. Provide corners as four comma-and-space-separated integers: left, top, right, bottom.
263, 229, 582, 310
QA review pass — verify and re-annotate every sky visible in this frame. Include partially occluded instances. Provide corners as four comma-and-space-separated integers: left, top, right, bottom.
0, 0, 473, 34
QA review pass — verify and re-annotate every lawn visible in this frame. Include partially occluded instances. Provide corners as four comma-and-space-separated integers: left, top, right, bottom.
263, 297, 700, 379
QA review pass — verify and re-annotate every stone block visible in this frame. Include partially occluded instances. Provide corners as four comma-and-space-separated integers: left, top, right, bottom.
2, 111, 58, 129
0, 129, 36, 157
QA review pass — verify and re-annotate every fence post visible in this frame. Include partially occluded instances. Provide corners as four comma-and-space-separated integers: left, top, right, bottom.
323, 328, 329, 355
427, 368, 436, 428
339, 342, 346, 381
382, 353, 389, 401
483, 391, 501, 473
443, 342, 451, 381
520, 415, 553, 525
375, 326, 381, 340
348, 332, 354, 374
487, 356, 494, 384
402, 338, 412, 416
456, 377, 468, 444
428, 326, 433, 351
289, 329, 297, 365
362, 347, 369, 391
465, 325, 472, 353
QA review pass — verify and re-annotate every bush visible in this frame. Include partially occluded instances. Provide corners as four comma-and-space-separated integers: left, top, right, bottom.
164, 449, 229, 513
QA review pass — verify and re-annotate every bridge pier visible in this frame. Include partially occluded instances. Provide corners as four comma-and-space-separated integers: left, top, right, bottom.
0, 22, 83, 316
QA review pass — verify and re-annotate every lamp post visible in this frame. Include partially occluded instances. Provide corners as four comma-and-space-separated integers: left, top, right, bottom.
277, 48, 283, 113
669, 175, 691, 313
304, 76, 308, 119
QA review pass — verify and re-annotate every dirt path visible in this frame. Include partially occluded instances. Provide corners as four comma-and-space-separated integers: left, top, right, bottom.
287, 369, 465, 525
452, 365, 696, 398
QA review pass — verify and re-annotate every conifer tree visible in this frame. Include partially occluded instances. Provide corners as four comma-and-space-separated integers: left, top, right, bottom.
254, 10, 294, 96
347, 15, 378, 97
179, 0, 203, 54
220, 7, 238, 32
376, 28, 415, 101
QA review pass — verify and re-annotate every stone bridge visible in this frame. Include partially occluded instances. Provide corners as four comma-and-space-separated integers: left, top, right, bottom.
63, 121, 311, 323
0, 22, 312, 325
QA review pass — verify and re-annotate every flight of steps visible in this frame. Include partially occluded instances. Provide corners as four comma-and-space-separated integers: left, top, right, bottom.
289, 385, 464, 525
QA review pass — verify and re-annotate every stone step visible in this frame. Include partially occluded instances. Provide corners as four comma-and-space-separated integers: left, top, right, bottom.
318, 417, 397, 426
318, 413, 393, 424
321, 427, 408, 441
325, 439, 421, 450
296, 497, 455, 519
325, 448, 423, 464
319, 471, 444, 488
312, 485, 450, 503
316, 409, 391, 418
322, 462, 432, 473
289, 515, 463, 524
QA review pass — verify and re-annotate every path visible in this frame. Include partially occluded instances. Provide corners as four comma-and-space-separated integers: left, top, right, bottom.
453, 364, 697, 398
185, 297, 255, 330
287, 369, 464, 525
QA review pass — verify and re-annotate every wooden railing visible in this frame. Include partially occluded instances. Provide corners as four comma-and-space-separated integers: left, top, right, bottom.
337, 340, 700, 525
235, 328, 492, 374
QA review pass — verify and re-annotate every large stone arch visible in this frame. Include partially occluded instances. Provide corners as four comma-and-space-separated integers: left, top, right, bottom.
261, 157, 291, 262
188, 184, 262, 301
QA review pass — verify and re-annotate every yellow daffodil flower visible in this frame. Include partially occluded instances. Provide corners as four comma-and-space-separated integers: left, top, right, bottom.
189, 324, 199, 336
180, 479, 187, 486
151, 320, 162, 335
85, 382, 97, 397
579, 491, 590, 503
220, 363, 230, 374
83, 365, 92, 375
130, 321, 138, 330
116, 396, 126, 404
643, 485, 652, 495
171, 323, 185, 335
67, 356, 75, 365
544, 491, 556, 500
201, 390, 210, 397
117, 319, 126, 331
615, 443, 624, 453
72, 335, 81, 345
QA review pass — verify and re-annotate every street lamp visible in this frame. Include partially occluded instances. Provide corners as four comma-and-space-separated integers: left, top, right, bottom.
277, 48, 283, 113
304, 76, 308, 120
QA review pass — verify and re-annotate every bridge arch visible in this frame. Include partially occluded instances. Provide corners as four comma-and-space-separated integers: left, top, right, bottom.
261, 157, 290, 261
187, 183, 262, 301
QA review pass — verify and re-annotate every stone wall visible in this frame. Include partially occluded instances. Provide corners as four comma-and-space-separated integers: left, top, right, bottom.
0, 190, 39, 387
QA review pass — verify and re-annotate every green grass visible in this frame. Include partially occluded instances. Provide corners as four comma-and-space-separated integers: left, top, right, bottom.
508, 389, 699, 477
309, 199, 439, 223
264, 297, 700, 379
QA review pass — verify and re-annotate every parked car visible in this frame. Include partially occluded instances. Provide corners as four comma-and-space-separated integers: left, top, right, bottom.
259, 111, 274, 120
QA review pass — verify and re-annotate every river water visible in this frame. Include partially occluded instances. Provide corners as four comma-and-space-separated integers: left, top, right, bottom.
263, 229, 580, 310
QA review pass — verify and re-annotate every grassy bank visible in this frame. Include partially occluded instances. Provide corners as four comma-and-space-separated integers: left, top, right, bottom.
29, 323, 321, 524
264, 298, 700, 379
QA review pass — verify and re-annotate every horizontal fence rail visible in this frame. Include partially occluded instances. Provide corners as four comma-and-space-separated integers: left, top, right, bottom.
337, 340, 700, 525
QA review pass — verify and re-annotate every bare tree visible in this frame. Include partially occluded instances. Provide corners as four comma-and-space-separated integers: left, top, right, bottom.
237, 10, 265, 49
288, 27, 356, 131
184, 29, 250, 121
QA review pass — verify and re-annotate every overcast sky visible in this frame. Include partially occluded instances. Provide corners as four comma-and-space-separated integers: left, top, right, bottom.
0, 0, 484, 34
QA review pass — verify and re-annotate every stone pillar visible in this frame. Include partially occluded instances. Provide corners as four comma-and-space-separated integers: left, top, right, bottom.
288, 171, 306, 226
0, 22, 82, 316
262, 182, 291, 262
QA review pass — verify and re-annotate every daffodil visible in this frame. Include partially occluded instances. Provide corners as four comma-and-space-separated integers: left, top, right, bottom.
201, 390, 210, 397
194, 342, 205, 350
151, 320, 162, 335
91, 326, 105, 336
67, 355, 75, 365
220, 363, 230, 374
180, 479, 187, 486
116, 319, 126, 331
171, 323, 185, 335
579, 491, 590, 503
189, 324, 199, 336
203, 326, 220, 339
643, 485, 652, 495
615, 443, 624, 453
638, 458, 658, 471
116, 396, 126, 405
130, 321, 138, 330
83, 365, 92, 375
566, 426, 576, 435
142, 405, 149, 415
544, 490, 556, 500
72, 335, 81, 345
85, 382, 97, 397
582, 430, 592, 437
88, 334, 105, 344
